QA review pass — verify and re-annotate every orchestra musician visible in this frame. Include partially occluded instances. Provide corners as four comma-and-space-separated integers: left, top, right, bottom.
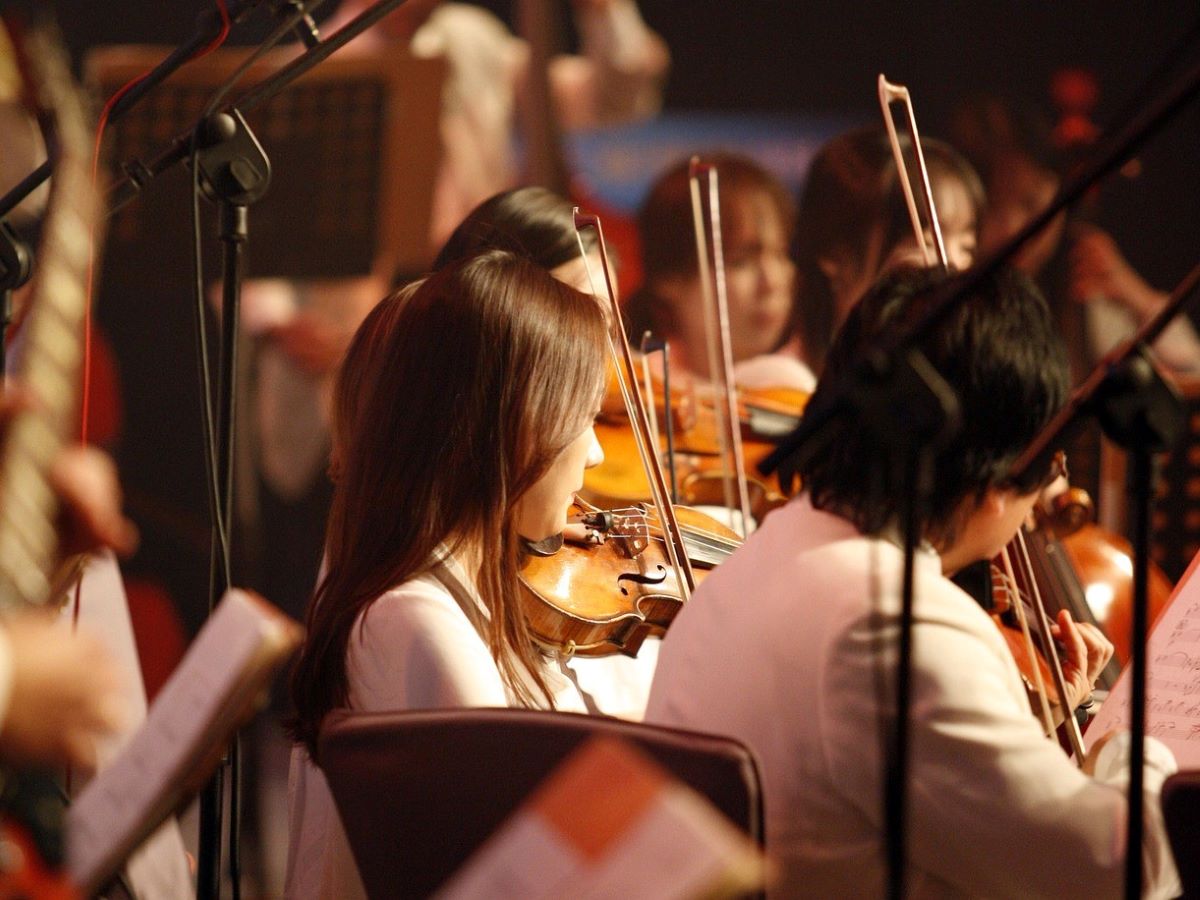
645, 266, 1180, 897
623, 153, 813, 391
950, 94, 1200, 378
793, 127, 984, 377
285, 250, 611, 898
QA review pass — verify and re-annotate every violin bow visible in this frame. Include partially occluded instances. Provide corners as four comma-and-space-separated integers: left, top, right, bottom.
878, 75, 948, 269
688, 158, 753, 537
573, 210, 696, 598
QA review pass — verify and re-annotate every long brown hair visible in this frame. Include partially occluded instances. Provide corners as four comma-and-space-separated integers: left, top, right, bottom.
327, 279, 423, 482
290, 250, 608, 755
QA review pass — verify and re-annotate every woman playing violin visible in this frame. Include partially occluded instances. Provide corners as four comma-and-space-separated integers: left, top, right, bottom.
624, 153, 814, 391
286, 250, 608, 898
425, 185, 672, 717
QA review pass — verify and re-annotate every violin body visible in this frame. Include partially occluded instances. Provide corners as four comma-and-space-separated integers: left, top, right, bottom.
989, 554, 1066, 715
585, 383, 808, 520
519, 502, 739, 657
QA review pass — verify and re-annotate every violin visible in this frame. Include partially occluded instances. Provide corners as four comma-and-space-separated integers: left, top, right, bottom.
519, 497, 739, 657
586, 382, 805, 522
989, 559, 1067, 716
513, 210, 702, 658
1018, 474, 1172, 670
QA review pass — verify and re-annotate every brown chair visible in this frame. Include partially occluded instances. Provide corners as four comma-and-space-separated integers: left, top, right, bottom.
1162, 769, 1200, 899
318, 707, 764, 899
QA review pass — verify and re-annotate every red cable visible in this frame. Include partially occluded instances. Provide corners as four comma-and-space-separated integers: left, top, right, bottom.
82, 0, 231, 444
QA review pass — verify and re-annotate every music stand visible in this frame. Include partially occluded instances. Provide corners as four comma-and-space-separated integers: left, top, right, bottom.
87, 43, 445, 281
1144, 374, 1200, 581
79, 45, 446, 627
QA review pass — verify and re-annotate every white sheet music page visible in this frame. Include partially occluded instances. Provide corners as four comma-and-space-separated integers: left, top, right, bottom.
65, 588, 301, 895
1086, 550, 1200, 766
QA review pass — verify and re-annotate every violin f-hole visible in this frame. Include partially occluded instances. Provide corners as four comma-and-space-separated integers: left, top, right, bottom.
617, 565, 668, 595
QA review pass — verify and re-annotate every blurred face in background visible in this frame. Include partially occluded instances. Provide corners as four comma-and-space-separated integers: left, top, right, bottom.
884, 174, 980, 273
712, 187, 798, 362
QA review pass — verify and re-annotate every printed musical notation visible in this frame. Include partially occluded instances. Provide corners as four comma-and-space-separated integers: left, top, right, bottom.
1087, 580, 1200, 765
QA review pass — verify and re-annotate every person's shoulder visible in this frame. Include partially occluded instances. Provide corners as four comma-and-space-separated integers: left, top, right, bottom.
353, 574, 477, 650
347, 574, 505, 709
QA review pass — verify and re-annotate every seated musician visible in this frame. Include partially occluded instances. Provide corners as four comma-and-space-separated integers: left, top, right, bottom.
286, 251, 609, 898
426, 185, 664, 718
645, 266, 1181, 897
623, 153, 814, 392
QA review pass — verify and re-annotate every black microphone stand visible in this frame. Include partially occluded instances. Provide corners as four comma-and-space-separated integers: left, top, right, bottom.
0, 2, 409, 896
0, 221, 34, 375
0, 0, 270, 223
105, 0, 410, 219
1009, 258, 1200, 899
851, 347, 960, 899
186, 110, 272, 900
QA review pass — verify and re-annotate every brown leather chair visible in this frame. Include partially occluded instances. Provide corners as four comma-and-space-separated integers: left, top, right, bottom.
318, 707, 764, 899
1162, 769, 1200, 899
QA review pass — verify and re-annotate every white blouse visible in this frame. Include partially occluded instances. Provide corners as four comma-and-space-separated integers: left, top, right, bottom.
284, 555, 657, 898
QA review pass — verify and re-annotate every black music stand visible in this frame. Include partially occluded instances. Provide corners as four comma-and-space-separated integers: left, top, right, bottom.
1146, 375, 1200, 581
80, 44, 446, 627
88, 44, 445, 281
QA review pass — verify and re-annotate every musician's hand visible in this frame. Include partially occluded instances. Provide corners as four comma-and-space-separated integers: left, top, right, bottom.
1051, 609, 1114, 710
51, 445, 138, 559
0, 391, 137, 559
0, 615, 126, 770
1069, 224, 1164, 320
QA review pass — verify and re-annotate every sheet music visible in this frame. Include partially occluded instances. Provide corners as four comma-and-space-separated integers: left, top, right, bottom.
1086, 551, 1200, 766
62, 551, 193, 898
66, 588, 300, 894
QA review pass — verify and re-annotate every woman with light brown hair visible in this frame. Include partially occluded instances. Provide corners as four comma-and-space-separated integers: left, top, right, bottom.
285, 249, 608, 898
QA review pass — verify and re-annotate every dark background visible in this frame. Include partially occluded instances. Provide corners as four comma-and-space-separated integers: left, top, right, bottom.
18, 0, 1200, 622
40, 0, 1200, 309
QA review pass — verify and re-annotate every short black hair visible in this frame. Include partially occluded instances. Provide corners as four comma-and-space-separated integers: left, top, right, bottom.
795, 266, 1069, 542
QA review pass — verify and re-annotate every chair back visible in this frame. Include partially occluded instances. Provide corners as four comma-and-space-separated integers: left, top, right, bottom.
318, 707, 764, 898
1163, 769, 1200, 899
